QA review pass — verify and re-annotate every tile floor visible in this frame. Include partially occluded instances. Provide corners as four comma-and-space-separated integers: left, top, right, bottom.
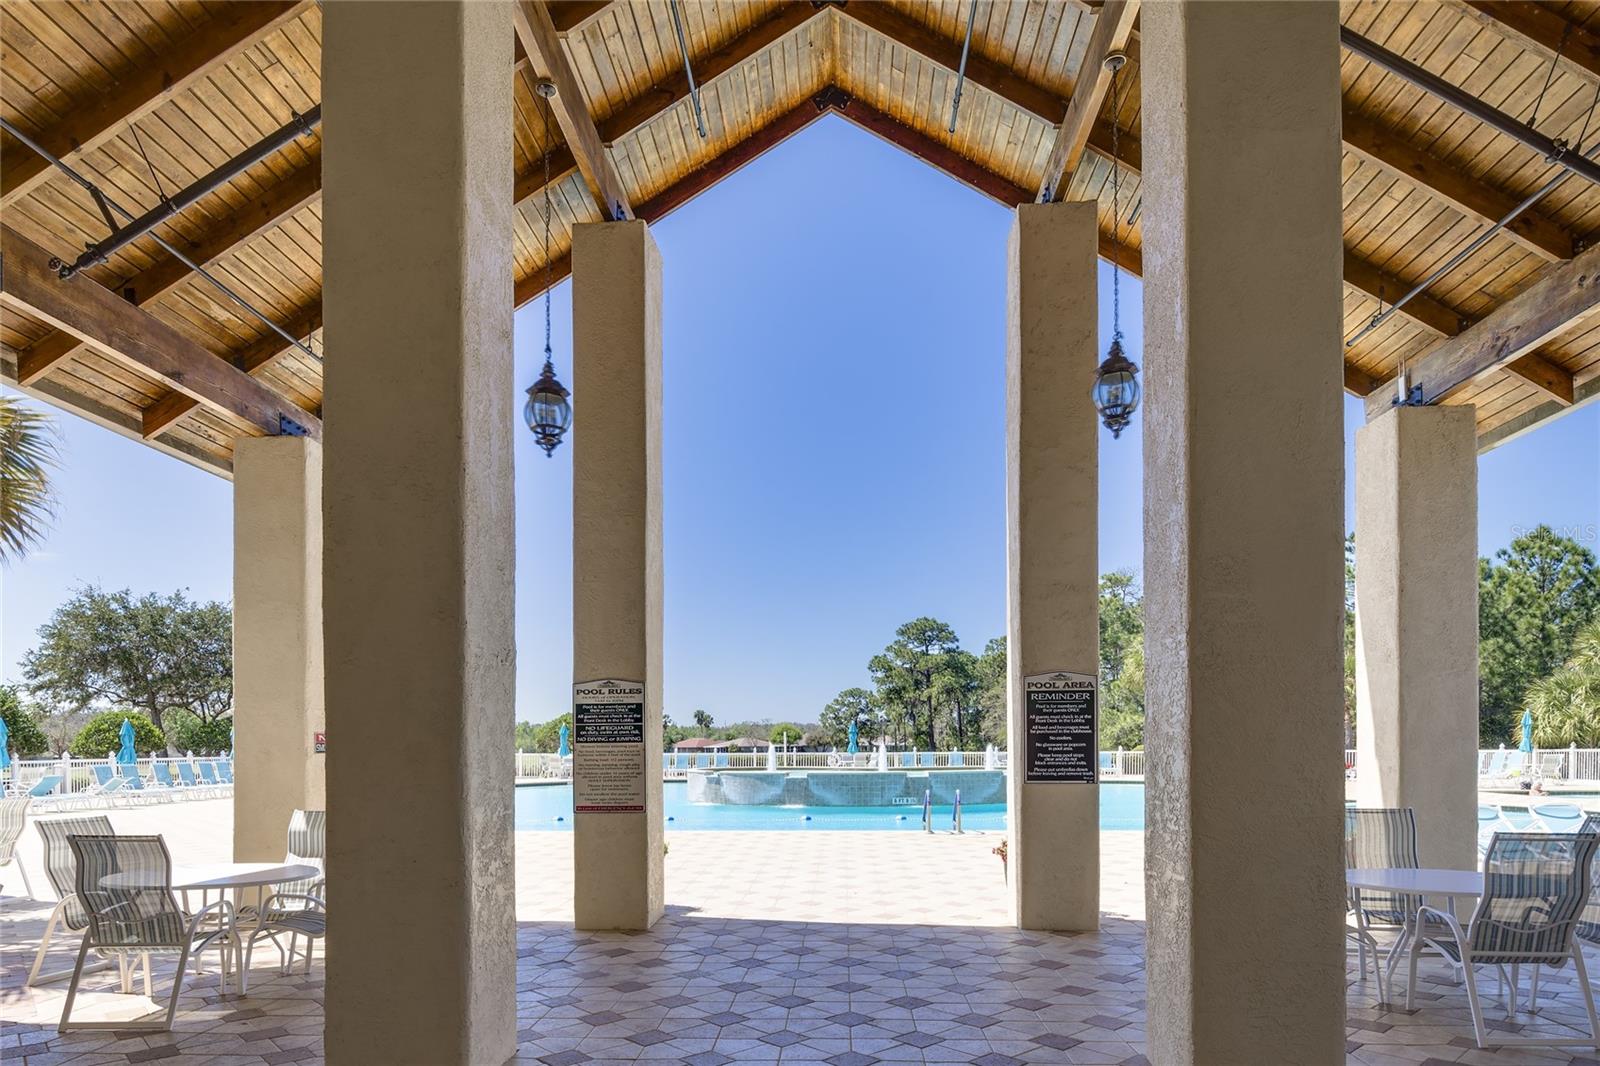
3, 801, 1599, 1064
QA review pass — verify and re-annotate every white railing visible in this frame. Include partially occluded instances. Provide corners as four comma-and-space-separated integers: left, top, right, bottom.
515, 747, 1147, 781
1339, 747, 1600, 785
6, 753, 233, 804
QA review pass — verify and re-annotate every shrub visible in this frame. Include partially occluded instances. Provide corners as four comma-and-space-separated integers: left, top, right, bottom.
71, 710, 165, 757
163, 709, 233, 754
0, 685, 50, 757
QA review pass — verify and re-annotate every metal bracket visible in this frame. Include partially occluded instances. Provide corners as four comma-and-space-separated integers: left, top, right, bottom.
277, 414, 311, 437
812, 86, 852, 113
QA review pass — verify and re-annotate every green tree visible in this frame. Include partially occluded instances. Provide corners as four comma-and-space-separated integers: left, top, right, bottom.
163, 709, 233, 754
975, 637, 1007, 746
1479, 527, 1600, 744
22, 585, 234, 740
933, 648, 983, 749
0, 394, 61, 564
692, 709, 714, 734
1098, 572, 1146, 749
1527, 620, 1600, 747
819, 688, 883, 748
870, 617, 960, 750
72, 710, 165, 757
769, 723, 801, 745
0, 684, 50, 757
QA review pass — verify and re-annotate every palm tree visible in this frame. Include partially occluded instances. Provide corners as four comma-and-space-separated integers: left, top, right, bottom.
1528, 619, 1600, 747
0, 393, 61, 563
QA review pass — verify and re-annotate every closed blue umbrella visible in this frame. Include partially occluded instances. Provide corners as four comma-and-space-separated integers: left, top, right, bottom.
117, 717, 137, 767
1521, 709, 1535, 754
847, 720, 859, 755
558, 723, 570, 758
0, 713, 10, 772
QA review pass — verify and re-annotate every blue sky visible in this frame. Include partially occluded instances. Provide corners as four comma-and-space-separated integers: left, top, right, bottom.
3, 115, 1598, 727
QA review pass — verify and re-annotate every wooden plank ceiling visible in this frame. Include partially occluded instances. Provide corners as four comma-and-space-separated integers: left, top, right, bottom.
3, 0, 1597, 476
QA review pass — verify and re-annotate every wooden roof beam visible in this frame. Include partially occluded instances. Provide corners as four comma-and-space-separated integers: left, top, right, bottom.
1361, 239, 1600, 418
1037, 0, 1140, 202
0, 224, 318, 439
143, 301, 322, 440
549, 2, 614, 35
1342, 109, 1574, 261
0, 1, 312, 209
17, 158, 322, 387
1451, 2, 1600, 87
512, 0, 634, 220
835, 3, 1139, 176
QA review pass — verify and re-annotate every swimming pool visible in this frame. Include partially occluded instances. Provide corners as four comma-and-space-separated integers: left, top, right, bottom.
514, 780, 1147, 831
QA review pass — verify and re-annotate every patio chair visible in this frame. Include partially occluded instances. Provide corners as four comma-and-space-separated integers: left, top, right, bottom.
151, 763, 183, 792
1503, 750, 1529, 780
713, 752, 730, 769
29, 815, 116, 986
1345, 807, 1422, 1001
950, 751, 966, 768
1480, 750, 1509, 781
0, 796, 34, 897
1098, 752, 1115, 777
26, 774, 64, 799
1537, 752, 1567, 782
89, 764, 127, 798
1407, 831, 1600, 1050
1532, 803, 1586, 833
174, 762, 208, 795
58, 834, 240, 1032
198, 762, 223, 788
216, 761, 233, 784
917, 752, 936, 768
242, 809, 326, 986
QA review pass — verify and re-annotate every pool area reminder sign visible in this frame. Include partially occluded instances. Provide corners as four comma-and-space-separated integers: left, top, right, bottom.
1023, 671, 1098, 784
573, 679, 646, 813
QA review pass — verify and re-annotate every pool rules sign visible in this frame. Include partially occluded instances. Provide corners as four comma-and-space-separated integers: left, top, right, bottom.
1023, 671, 1098, 784
573, 679, 646, 812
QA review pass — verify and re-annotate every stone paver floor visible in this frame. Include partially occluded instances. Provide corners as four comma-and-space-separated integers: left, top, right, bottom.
2, 801, 1598, 1064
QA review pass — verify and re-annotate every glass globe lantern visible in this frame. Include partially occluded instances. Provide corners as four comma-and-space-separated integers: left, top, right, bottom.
525, 358, 571, 457
1092, 338, 1140, 439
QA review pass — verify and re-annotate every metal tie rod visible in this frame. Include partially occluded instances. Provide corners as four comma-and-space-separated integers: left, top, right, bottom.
0, 115, 322, 364
1340, 27, 1600, 190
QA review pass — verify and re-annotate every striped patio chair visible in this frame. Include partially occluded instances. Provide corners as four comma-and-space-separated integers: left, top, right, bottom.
58, 834, 240, 1032
243, 809, 326, 981
1407, 831, 1600, 1051
1345, 807, 1421, 1000
0, 796, 34, 897
29, 815, 115, 985
1576, 812, 1600, 948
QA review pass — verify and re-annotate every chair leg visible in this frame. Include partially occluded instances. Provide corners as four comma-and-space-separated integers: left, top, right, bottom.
305, 936, 315, 975
28, 905, 63, 985
118, 954, 132, 995
1530, 964, 1540, 1012
1507, 963, 1519, 1018
1406, 931, 1422, 1010
164, 942, 194, 1031
16, 857, 35, 899
56, 934, 94, 1032
1573, 948, 1600, 1049
1463, 963, 1491, 1050
142, 952, 153, 999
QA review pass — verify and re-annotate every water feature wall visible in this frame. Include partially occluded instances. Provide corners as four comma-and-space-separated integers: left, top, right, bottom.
686, 769, 1006, 806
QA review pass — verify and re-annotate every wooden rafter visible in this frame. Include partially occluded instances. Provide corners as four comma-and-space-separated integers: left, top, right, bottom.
836, 3, 1140, 177
549, 1, 614, 35
16, 158, 322, 387
512, 0, 633, 220
1361, 240, 1600, 418
1341, 109, 1573, 261
0, 225, 318, 439
143, 301, 322, 440
1036, 0, 1140, 202
0, 1, 312, 208
1452, 2, 1600, 86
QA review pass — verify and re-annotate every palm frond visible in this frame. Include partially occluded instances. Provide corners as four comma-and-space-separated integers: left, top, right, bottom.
0, 393, 62, 564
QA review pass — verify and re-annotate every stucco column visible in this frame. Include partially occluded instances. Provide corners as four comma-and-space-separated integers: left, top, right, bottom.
232, 435, 323, 862
322, 2, 516, 1063
1005, 202, 1099, 931
1355, 405, 1479, 869
572, 220, 665, 931
1142, 3, 1346, 1062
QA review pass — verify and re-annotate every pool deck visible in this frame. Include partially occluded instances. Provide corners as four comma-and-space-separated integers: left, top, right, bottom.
5, 800, 1600, 1064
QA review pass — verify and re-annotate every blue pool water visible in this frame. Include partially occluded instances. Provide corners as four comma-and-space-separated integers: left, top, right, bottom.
514, 780, 1146, 831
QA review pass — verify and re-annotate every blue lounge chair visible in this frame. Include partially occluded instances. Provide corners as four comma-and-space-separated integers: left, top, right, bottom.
88, 766, 127, 804
901, 752, 914, 768
176, 762, 202, 789
918, 752, 935, 768
1099, 752, 1116, 777
950, 751, 965, 768
151, 763, 182, 791
713, 752, 730, 768
199, 762, 223, 788
25, 775, 62, 798
217, 761, 234, 784
1479, 750, 1508, 780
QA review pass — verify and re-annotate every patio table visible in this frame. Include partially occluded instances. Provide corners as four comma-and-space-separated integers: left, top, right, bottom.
1347, 867, 1483, 980
101, 861, 319, 935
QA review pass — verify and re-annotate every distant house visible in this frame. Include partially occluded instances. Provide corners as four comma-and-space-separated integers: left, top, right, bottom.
672, 738, 729, 752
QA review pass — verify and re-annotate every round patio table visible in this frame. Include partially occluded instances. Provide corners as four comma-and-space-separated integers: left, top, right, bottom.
100, 862, 318, 891
1347, 867, 1483, 982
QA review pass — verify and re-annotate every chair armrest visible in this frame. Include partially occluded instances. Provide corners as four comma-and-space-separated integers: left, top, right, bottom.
1415, 904, 1467, 943
259, 891, 325, 917
186, 898, 236, 937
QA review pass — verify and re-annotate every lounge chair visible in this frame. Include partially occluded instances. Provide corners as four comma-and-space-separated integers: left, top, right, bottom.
217, 761, 234, 784
1408, 831, 1600, 1050
58, 834, 241, 1031
1532, 803, 1586, 833
949, 751, 965, 768
713, 752, 730, 769
242, 809, 326, 985
198, 762, 223, 788
1479, 750, 1508, 780
175, 762, 206, 795
1098, 752, 1116, 777
151, 763, 183, 792
0, 796, 34, 897
1346, 806, 1421, 1003
87, 766, 127, 804
29, 815, 117, 986
1538, 752, 1567, 782
917, 752, 936, 768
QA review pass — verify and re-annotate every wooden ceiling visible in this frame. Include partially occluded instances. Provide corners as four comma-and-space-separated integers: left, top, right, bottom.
2, 0, 1597, 477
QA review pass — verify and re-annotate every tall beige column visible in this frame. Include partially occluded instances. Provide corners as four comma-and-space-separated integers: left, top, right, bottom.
1005, 202, 1099, 931
232, 436, 324, 862
572, 220, 665, 931
1142, 3, 1346, 1062
322, 2, 516, 1063
1355, 405, 1479, 869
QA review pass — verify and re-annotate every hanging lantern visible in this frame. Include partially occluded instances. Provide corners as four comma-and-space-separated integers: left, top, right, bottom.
525, 358, 571, 457
1092, 338, 1140, 439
